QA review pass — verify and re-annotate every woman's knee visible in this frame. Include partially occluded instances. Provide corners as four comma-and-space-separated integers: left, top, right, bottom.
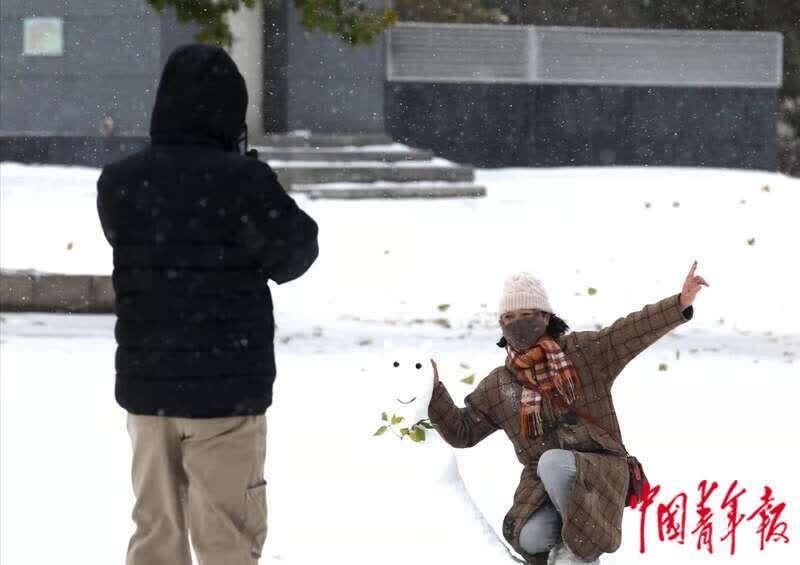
518, 504, 561, 554
537, 449, 576, 480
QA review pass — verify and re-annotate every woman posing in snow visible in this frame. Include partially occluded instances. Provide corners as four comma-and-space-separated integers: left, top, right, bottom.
428, 262, 708, 565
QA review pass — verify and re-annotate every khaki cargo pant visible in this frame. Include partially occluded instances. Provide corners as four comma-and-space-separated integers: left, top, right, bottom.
126, 413, 268, 565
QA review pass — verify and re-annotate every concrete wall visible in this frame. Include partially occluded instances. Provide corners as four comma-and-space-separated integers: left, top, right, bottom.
387, 82, 777, 170
262, 0, 388, 134
386, 82, 779, 169
0, 0, 195, 137
385, 23, 782, 170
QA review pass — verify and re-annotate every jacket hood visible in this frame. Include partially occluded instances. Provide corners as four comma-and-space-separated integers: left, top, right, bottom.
150, 44, 247, 151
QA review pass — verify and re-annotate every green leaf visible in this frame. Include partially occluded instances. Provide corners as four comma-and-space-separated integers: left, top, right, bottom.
381, 412, 388, 421
437, 304, 451, 312
658, 363, 669, 371
146, 0, 397, 48
587, 287, 598, 296
373, 426, 388, 436
295, 0, 398, 46
391, 415, 404, 425
460, 374, 475, 385
409, 427, 426, 442
399, 427, 410, 436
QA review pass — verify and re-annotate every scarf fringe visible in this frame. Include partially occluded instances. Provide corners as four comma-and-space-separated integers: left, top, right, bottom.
553, 370, 578, 404
520, 404, 544, 437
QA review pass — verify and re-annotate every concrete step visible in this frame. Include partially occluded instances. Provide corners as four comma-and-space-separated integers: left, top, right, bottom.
0, 270, 113, 313
255, 147, 435, 162
256, 133, 393, 148
292, 182, 487, 200
274, 165, 475, 187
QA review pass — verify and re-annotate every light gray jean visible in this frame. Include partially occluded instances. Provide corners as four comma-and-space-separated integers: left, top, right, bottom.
519, 448, 578, 555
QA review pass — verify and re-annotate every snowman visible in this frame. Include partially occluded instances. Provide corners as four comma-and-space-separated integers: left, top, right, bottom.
367, 338, 520, 563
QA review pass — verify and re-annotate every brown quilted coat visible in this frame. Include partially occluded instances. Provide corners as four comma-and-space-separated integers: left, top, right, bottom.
428, 293, 693, 563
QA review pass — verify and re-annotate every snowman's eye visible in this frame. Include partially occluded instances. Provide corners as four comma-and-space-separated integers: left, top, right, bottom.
415, 363, 422, 369
393, 361, 400, 368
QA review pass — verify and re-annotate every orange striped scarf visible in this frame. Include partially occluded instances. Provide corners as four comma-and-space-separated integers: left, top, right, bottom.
505, 336, 583, 437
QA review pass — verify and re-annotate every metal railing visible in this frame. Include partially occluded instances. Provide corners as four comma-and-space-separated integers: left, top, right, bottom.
387, 22, 783, 88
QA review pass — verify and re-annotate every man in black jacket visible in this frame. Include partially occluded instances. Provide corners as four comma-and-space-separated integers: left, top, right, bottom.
97, 44, 318, 565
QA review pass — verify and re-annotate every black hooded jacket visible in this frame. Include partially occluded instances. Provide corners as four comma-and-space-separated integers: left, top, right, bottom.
97, 45, 319, 418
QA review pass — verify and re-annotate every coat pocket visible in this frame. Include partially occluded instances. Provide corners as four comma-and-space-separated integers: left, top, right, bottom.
556, 422, 598, 452
583, 421, 627, 456
244, 481, 268, 558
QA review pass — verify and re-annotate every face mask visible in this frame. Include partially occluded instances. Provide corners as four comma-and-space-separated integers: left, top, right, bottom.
502, 316, 548, 352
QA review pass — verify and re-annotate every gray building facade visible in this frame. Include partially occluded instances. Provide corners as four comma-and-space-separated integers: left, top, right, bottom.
0, 0, 195, 164
262, 0, 387, 134
385, 24, 784, 170
0, 1, 785, 171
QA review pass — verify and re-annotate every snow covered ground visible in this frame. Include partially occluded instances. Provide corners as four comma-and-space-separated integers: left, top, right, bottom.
1, 162, 799, 564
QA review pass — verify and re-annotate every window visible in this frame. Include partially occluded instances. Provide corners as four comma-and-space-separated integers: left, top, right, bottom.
23, 17, 64, 57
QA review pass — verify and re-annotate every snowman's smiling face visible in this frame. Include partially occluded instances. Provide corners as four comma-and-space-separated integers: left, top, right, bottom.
392, 359, 426, 404
383, 341, 435, 425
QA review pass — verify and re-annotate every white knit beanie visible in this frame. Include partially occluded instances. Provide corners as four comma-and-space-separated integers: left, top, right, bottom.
498, 272, 553, 317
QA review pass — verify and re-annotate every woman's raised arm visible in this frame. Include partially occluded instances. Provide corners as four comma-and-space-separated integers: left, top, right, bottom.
571, 261, 708, 385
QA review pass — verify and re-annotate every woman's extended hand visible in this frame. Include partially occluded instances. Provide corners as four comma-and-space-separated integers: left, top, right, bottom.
430, 359, 440, 387
680, 260, 710, 308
